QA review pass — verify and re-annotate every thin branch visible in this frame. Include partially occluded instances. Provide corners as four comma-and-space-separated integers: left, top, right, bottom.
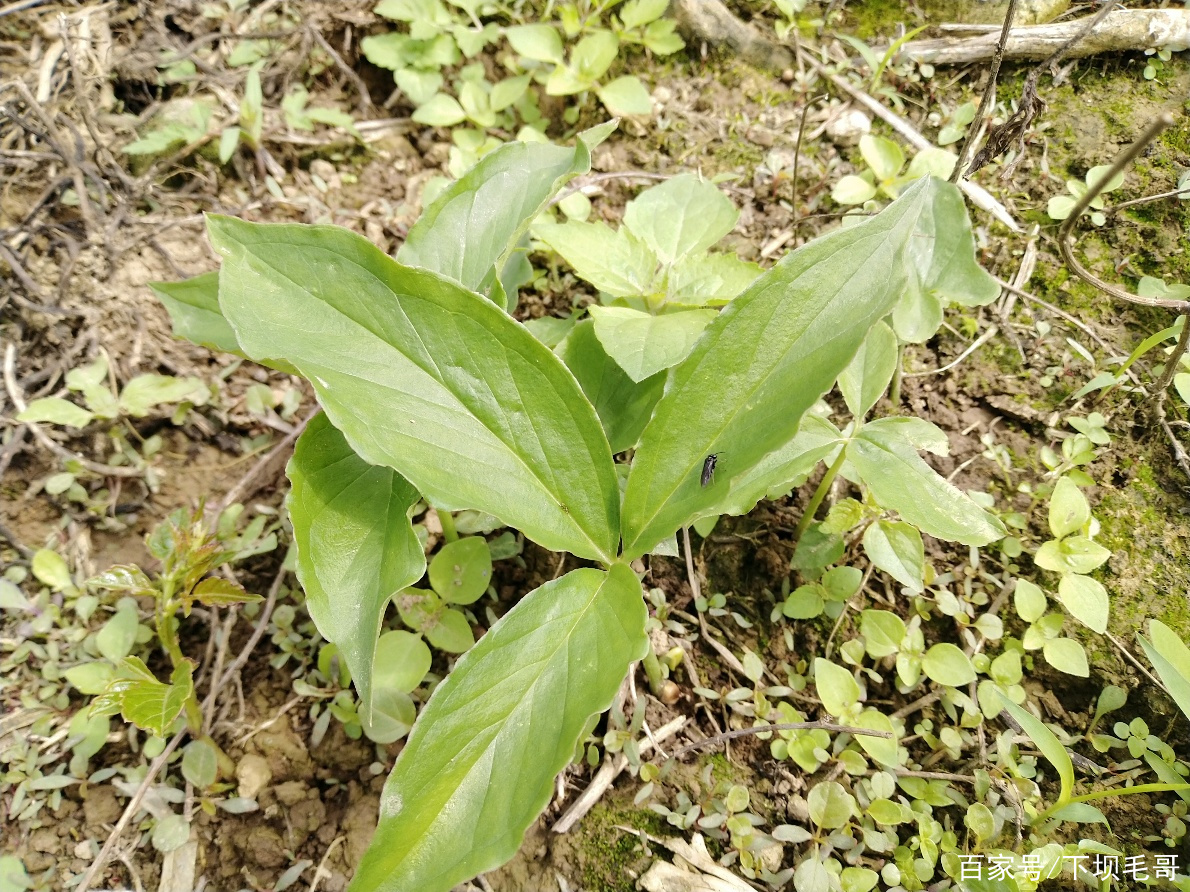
1058, 115, 1185, 310
1110, 185, 1190, 213
76, 731, 187, 892
552, 716, 687, 834
4, 344, 143, 478
309, 27, 373, 115
952, 0, 1020, 183
970, 0, 1121, 176
904, 324, 999, 377
1153, 307, 1190, 396
309, 835, 347, 892
797, 48, 1020, 231
681, 526, 702, 604
217, 562, 285, 689
212, 406, 318, 519
791, 92, 829, 224
0, 0, 52, 16
1151, 317, 1190, 478
670, 720, 894, 758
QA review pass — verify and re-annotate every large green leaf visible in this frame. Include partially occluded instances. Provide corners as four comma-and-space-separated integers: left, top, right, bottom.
706, 414, 843, 519
622, 173, 738, 264
1149, 619, 1190, 684
846, 420, 1004, 546
838, 320, 897, 418
620, 178, 945, 558
350, 563, 647, 892
1139, 629, 1190, 725
589, 306, 718, 382
91, 657, 195, 738
534, 221, 658, 298
210, 216, 620, 563
997, 694, 1074, 806
287, 413, 425, 716
556, 319, 664, 453
398, 122, 615, 304
150, 272, 240, 355
908, 178, 1000, 307
149, 273, 299, 374
667, 252, 762, 305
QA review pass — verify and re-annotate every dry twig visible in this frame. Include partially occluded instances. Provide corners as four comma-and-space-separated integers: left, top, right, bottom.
76, 731, 187, 892
952, 0, 1019, 183
551, 716, 687, 834
968, 0, 1118, 176
669, 720, 894, 758
796, 50, 1020, 231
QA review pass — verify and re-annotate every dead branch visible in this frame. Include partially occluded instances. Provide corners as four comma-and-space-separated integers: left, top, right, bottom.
1058, 115, 1184, 311
669, 0, 793, 71
906, 8, 1190, 65
797, 51, 1021, 231
968, 0, 1116, 176
952, 0, 1019, 182
670, 720, 895, 759
551, 716, 687, 834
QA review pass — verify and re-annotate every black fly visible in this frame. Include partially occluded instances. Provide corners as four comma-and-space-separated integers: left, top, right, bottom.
701, 453, 720, 487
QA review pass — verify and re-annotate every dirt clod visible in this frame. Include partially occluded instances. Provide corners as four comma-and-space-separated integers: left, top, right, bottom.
82, 785, 121, 826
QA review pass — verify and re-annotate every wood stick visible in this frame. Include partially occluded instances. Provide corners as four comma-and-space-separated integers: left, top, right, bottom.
906, 9, 1190, 65
552, 716, 687, 834
799, 52, 1022, 232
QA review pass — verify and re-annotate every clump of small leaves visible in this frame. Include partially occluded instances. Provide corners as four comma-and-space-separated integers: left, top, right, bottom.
147, 116, 1006, 891
1046, 165, 1126, 226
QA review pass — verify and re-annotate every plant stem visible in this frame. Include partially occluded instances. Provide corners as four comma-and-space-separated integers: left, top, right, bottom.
889, 341, 905, 406
951, 0, 1019, 183
794, 448, 848, 544
642, 647, 665, 696
437, 508, 459, 542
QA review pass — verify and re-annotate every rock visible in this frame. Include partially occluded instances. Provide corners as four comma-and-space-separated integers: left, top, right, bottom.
755, 838, 784, 873
309, 160, 341, 191
236, 754, 273, 799
83, 785, 121, 826
640, 861, 749, 891
660, 680, 681, 705
340, 793, 380, 867
30, 828, 60, 853
255, 721, 310, 781
312, 723, 372, 775
287, 796, 326, 849
786, 793, 810, 824
274, 780, 307, 807
23, 852, 53, 872
825, 109, 871, 146
241, 826, 286, 869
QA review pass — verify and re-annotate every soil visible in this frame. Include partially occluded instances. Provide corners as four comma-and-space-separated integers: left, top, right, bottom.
4, 1, 1190, 890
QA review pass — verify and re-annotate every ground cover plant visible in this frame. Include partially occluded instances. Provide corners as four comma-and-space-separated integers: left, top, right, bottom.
155, 126, 1013, 889
5, 1, 1190, 891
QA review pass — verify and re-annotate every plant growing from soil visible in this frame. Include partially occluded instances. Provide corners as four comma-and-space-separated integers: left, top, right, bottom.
151, 124, 1032, 890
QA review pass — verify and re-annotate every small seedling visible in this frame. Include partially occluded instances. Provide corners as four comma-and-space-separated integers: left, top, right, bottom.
1047, 165, 1126, 226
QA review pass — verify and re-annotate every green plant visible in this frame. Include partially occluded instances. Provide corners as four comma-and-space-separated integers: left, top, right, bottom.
124, 62, 357, 165
535, 174, 762, 417
86, 508, 260, 759
0, 504, 274, 860
16, 352, 207, 432
361, 0, 683, 174
771, 0, 824, 38
1046, 164, 1126, 226
1142, 44, 1174, 81
14, 352, 212, 514
934, 100, 976, 147
831, 134, 954, 206
150, 121, 1010, 890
